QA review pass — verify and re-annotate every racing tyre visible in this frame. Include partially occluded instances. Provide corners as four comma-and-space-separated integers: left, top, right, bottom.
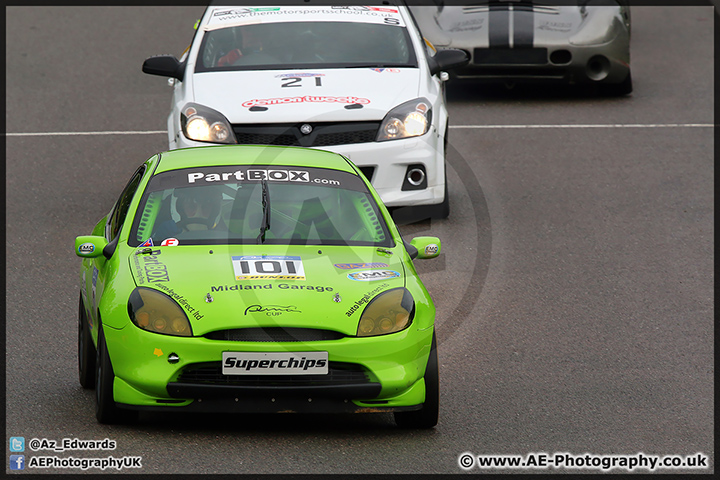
78, 294, 96, 389
430, 137, 451, 220
431, 178, 450, 219
95, 326, 130, 424
391, 165, 450, 224
394, 331, 439, 429
601, 72, 633, 96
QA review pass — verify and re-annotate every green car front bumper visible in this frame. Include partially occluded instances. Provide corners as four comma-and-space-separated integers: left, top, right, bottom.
104, 322, 434, 414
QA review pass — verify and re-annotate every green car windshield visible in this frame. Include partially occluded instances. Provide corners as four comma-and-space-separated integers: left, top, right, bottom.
129, 165, 393, 247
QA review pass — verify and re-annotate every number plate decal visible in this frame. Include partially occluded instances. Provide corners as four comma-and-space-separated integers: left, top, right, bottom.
222, 351, 329, 375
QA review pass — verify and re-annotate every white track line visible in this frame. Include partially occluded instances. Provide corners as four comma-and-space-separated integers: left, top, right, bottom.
450, 124, 713, 129
3, 124, 714, 137
5, 131, 167, 136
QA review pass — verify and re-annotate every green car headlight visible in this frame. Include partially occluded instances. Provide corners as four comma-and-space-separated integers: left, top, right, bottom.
377, 98, 432, 141
180, 103, 236, 144
357, 288, 415, 337
128, 287, 193, 337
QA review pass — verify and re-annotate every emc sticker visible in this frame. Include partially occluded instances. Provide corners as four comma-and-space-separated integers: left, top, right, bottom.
347, 270, 400, 281
78, 243, 95, 254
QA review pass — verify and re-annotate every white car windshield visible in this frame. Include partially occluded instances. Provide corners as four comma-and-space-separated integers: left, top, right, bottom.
196, 21, 417, 71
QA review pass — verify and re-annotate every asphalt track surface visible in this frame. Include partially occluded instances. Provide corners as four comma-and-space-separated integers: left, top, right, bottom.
4, 5, 715, 476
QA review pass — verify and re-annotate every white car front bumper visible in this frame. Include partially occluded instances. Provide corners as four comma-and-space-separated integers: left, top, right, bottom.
171, 129, 446, 208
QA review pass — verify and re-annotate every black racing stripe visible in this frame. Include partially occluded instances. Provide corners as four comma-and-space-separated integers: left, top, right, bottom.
488, 1, 510, 49
513, 1, 535, 48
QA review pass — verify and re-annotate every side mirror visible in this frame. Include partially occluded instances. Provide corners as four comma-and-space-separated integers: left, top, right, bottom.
429, 48, 470, 76
142, 55, 185, 81
408, 236, 441, 260
75, 236, 108, 259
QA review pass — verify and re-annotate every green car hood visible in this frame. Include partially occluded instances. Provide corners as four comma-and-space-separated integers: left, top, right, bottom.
128, 245, 405, 336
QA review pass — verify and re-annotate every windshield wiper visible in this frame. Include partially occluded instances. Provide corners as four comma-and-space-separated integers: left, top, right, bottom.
257, 179, 271, 244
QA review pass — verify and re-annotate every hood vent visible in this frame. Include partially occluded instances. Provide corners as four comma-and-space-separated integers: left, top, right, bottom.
204, 327, 346, 342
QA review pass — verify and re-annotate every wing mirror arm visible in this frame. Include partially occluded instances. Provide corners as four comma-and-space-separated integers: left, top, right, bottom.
404, 240, 419, 260
102, 237, 119, 260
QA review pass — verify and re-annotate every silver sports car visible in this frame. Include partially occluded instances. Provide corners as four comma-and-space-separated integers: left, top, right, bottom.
410, 0, 632, 95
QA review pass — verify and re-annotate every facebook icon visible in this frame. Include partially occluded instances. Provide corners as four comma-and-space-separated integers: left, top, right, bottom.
10, 455, 25, 470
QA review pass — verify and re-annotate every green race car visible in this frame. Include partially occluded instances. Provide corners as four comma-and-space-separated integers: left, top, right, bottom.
75, 145, 442, 428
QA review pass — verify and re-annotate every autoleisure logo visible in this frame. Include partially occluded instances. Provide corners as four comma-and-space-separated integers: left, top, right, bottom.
345, 283, 390, 317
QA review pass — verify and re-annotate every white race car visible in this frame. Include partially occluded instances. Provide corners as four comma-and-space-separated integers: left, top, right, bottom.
142, 4, 469, 219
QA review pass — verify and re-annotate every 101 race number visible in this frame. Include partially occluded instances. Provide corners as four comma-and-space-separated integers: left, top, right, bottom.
232, 256, 306, 280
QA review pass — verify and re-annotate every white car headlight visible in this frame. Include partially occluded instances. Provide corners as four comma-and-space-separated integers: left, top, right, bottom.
180, 103, 236, 144
377, 98, 432, 141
